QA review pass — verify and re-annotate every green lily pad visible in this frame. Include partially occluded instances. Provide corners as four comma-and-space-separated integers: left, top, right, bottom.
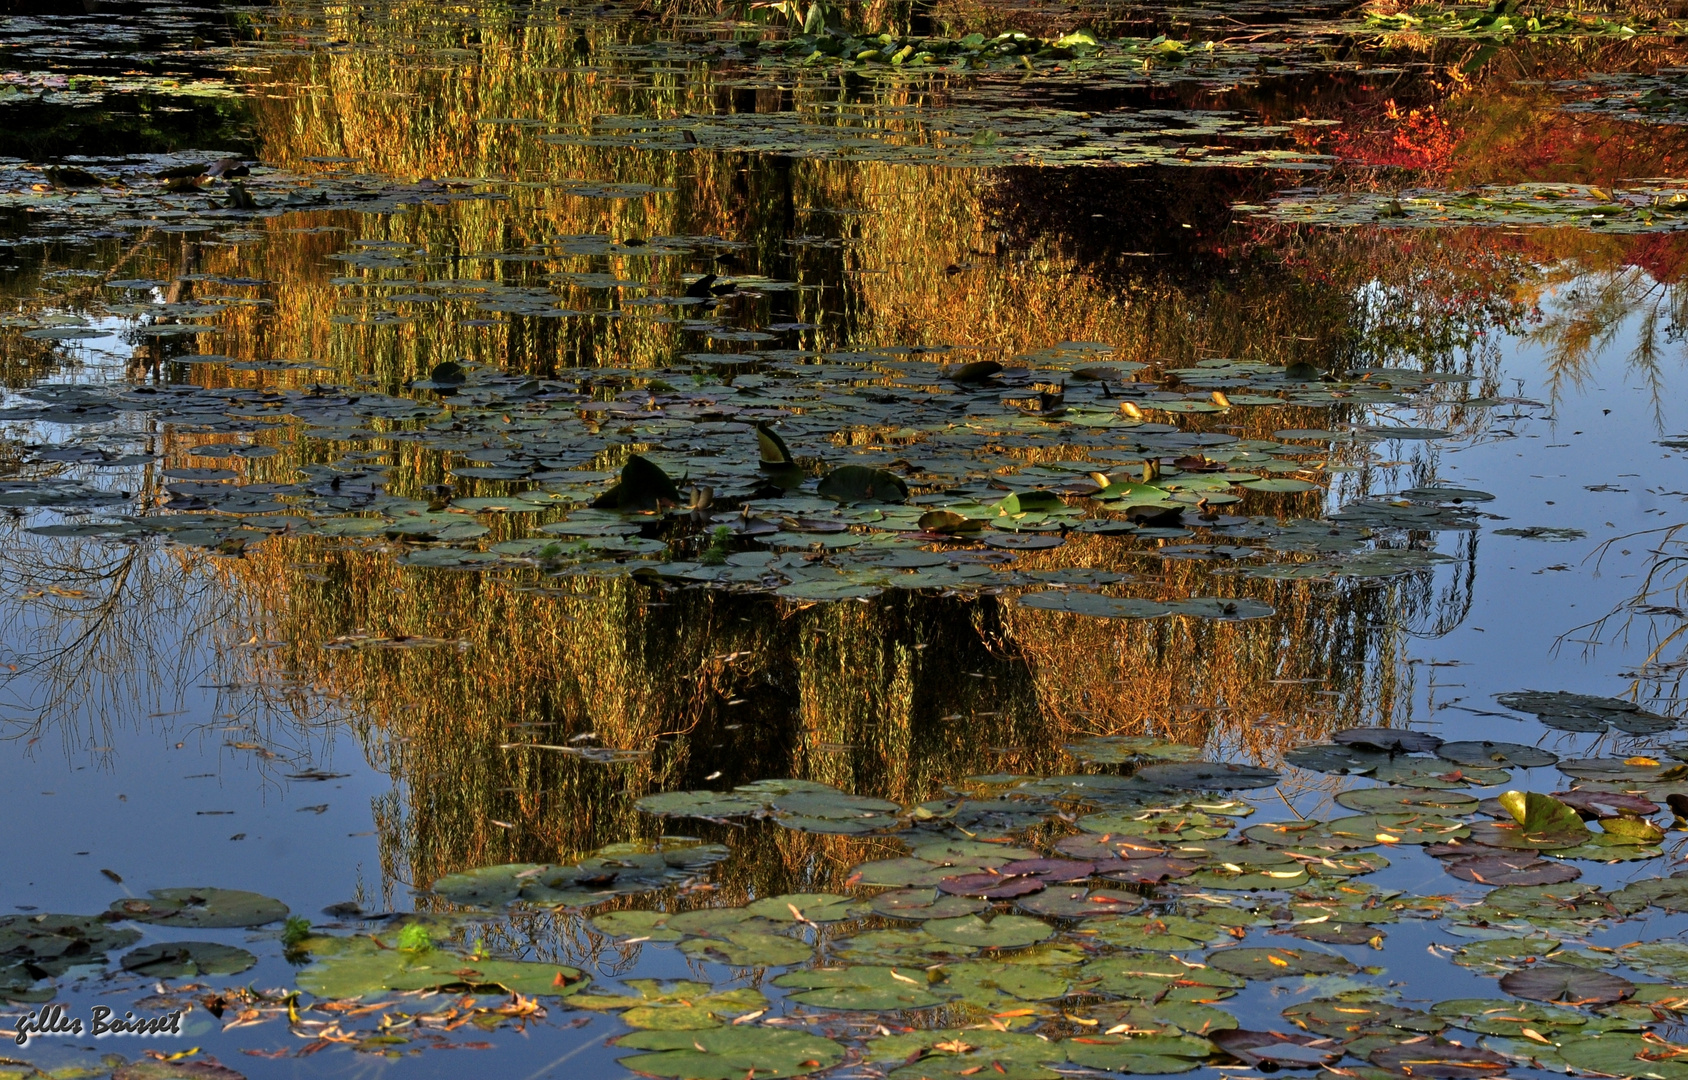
615, 1026, 845, 1079
817, 465, 908, 504
590, 910, 680, 941
1431, 997, 1596, 1036
744, 893, 865, 923
774, 965, 953, 1010
1063, 1033, 1215, 1073
1558, 1032, 1688, 1080
1206, 947, 1359, 979
868, 1029, 1065, 1080
1066, 736, 1202, 764
120, 942, 256, 978
636, 790, 770, 819
1083, 914, 1220, 951
1439, 742, 1560, 769
0, 913, 141, 974
1500, 964, 1635, 1005
679, 927, 813, 967
296, 935, 588, 999
1282, 999, 1443, 1037
867, 889, 989, 921
924, 915, 1053, 949
574, 980, 768, 1028
1336, 787, 1480, 813
109, 888, 288, 928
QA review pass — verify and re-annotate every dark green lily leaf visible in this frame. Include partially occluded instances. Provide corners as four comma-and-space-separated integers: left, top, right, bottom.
1206, 947, 1359, 979
1429, 997, 1595, 1036
1132, 762, 1280, 790
1335, 787, 1479, 813
1500, 964, 1635, 1005
1085, 914, 1218, 950
430, 839, 729, 906
120, 942, 256, 978
1080, 953, 1245, 1001
924, 914, 1053, 949
866, 1029, 1063, 1080
744, 893, 865, 923
1610, 874, 1688, 912
1066, 735, 1202, 764
296, 935, 588, 999
1445, 853, 1581, 886
1016, 888, 1138, 918
774, 965, 953, 1010
614, 1026, 844, 1079
573, 979, 767, 1029
109, 888, 289, 928
1062, 1033, 1215, 1073
867, 889, 988, 921
1285, 744, 1391, 775
1282, 999, 1444, 1038
635, 790, 770, 819
1017, 592, 1172, 618
817, 465, 907, 504
0, 913, 141, 974
756, 422, 796, 467
1438, 741, 1559, 769
679, 928, 813, 967
941, 959, 1072, 1002
1368, 1038, 1511, 1078
1558, 1032, 1688, 1080
590, 910, 681, 942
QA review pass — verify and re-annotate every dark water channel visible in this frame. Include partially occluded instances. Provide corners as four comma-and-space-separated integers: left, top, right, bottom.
5, 1, 1688, 1078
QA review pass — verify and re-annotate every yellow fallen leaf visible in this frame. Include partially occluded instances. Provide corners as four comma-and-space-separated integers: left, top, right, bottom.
1267, 955, 1290, 967
1376, 833, 1400, 843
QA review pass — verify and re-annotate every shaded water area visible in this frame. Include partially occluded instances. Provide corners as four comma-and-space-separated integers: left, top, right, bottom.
8, 0, 1688, 1077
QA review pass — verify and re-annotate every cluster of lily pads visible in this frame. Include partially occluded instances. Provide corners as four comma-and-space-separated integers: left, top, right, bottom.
1242, 181, 1688, 233
377, 710, 1688, 1079
7, 339, 1500, 599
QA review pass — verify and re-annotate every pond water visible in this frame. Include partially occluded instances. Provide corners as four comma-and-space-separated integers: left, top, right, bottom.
5, 1, 1688, 1078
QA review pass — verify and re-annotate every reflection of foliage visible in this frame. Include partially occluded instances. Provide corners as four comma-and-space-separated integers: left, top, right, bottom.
1570, 523, 1688, 703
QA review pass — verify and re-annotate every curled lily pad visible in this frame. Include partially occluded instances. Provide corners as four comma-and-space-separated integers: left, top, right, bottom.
120, 942, 256, 978
1500, 965, 1635, 1005
1210, 1028, 1344, 1068
1334, 727, 1444, 754
110, 888, 288, 928
817, 465, 907, 504
614, 1026, 844, 1079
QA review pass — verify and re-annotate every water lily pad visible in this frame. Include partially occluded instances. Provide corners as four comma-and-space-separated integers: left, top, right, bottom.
818, 465, 907, 504
637, 790, 770, 819
1282, 999, 1444, 1038
296, 935, 588, 999
925, 915, 1053, 949
1084, 914, 1218, 950
744, 893, 865, 923
1500, 965, 1635, 1005
1335, 727, 1444, 754
1016, 888, 1139, 918
1017, 592, 1172, 618
942, 960, 1072, 1002
1063, 1033, 1215, 1073
1368, 1038, 1511, 1078
1558, 1032, 1688, 1080
590, 910, 681, 941
614, 1026, 844, 1079
1445, 854, 1582, 886
679, 928, 813, 967
110, 888, 288, 928
1132, 762, 1280, 790
0, 913, 141, 974
774, 965, 953, 1010
1210, 1028, 1344, 1068
1285, 744, 1392, 775
867, 889, 988, 921
1206, 947, 1359, 979
868, 1029, 1064, 1080
120, 942, 256, 978
1438, 741, 1559, 769
1430, 997, 1594, 1036
573, 979, 767, 1028
1066, 736, 1202, 764
1335, 788, 1479, 813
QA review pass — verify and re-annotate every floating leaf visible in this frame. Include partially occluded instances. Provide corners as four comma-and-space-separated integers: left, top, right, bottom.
110, 889, 288, 929
120, 942, 256, 978
1500, 965, 1635, 1005
614, 1026, 844, 1079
